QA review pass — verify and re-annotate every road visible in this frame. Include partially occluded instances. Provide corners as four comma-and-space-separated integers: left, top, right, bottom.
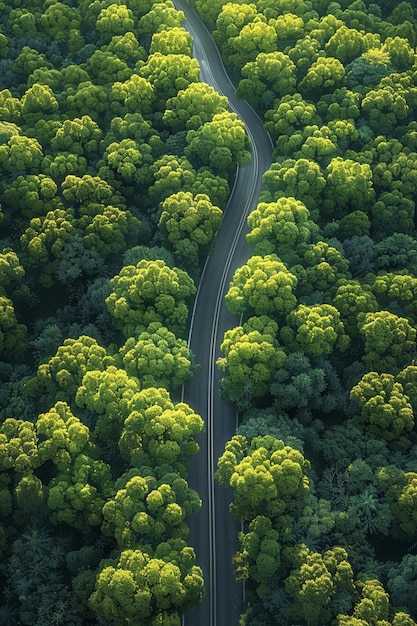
173, 2, 274, 625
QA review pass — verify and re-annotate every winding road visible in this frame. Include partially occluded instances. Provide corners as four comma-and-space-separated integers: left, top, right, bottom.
173, 2, 274, 625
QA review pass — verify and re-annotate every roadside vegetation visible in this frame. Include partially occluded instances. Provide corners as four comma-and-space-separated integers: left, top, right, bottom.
194, 1, 417, 624
0, 0, 254, 623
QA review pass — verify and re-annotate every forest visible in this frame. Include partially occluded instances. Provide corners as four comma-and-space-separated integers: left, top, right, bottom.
0, 0, 416, 624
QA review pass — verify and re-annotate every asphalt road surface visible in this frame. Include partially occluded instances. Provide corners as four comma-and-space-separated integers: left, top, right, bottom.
173, 2, 274, 624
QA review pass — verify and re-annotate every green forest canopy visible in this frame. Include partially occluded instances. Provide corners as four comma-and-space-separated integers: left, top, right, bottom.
1, 0, 417, 624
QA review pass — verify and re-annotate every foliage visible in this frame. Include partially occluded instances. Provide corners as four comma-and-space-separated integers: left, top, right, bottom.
350, 372, 414, 450
118, 322, 195, 390
281, 303, 350, 357
285, 544, 354, 624
215, 434, 310, 522
246, 196, 318, 259
88, 542, 204, 625
159, 191, 222, 268
217, 315, 286, 410
118, 387, 203, 477
225, 254, 298, 317
102, 468, 201, 548
105, 259, 196, 338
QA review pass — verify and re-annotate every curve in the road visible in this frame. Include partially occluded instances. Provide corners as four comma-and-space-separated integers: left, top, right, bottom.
173, 2, 274, 625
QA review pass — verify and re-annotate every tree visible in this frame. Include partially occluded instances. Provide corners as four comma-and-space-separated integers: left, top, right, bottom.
185, 111, 251, 175
138, 53, 200, 107
163, 82, 228, 133
47, 453, 113, 531
38, 1, 81, 42
261, 158, 326, 211
293, 240, 351, 297
13, 46, 53, 80
149, 155, 196, 201
322, 157, 374, 217
382, 468, 417, 536
332, 280, 378, 336
64, 81, 108, 121
20, 83, 59, 124
225, 254, 298, 317
84, 50, 132, 86
299, 56, 345, 95
235, 515, 281, 598
36, 401, 91, 472
82, 205, 141, 257
0, 89, 21, 123
102, 468, 201, 548
88, 542, 204, 625
387, 555, 417, 617
105, 259, 196, 337
371, 272, 417, 323
270, 11, 306, 41
195, 0, 238, 25
237, 51, 296, 107
158, 191, 222, 268
375, 234, 417, 275
110, 74, 155, 115
337, 579, 416, 626
350, 372, 414, 450
118, 387, 203, 476
0, 134, 43, 174
371, 190, 415, 236
346, 47, 394, 89
75, 366, 141, 442
35, 335, 114, 404
137, 0, 185, 35
246, 196, 318, 259
270, 352, 343, 424
104, 112, 163, 154
0, 249, 25, 295
106, 32, 146, 66
287, 34, 323, 77
325, 25, 377, 64
2, 174, 61, 218
192, 167, 230, 208
95, 3, 135, 44
215, 434, 310, 522
0, 296, 27, 358
339, 211, 371, 240
317, 87, 361, 122
0, 418, 45, 526
118, 322, 195, 390
361, 81, 411, 134
285, 544, 354, 624
227, 20, 278, 68
343, 235, 376, 279
61, 174, 123, 208
50, 115, 102, 157
150, 26, 193, 56
213, 3, 259, 57
99, 138, 154, 188
0, 418, 40, 475
217, 316, 286, 408
264, 94, 321, 155
20, 208, 77, 287
358, 311, 416, 373
282, 304, 350, 357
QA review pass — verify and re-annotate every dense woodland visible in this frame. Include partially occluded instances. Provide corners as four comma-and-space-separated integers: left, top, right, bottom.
200, 1, 417, 625
0, 0, 417, 624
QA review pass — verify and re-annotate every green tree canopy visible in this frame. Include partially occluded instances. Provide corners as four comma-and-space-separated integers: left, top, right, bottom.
218, 315, 286, 408
105, 259, 196, 337
215, 434, 310, 522
118, 322, 195, 390
225, 254, 298, 317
